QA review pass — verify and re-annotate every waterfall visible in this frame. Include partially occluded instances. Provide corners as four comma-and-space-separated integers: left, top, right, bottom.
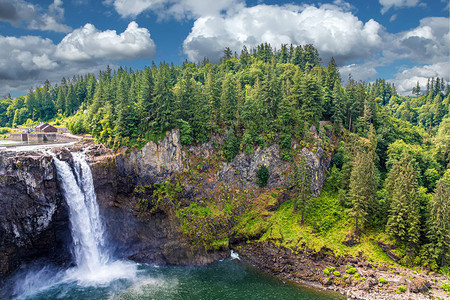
52, 152, 136, 285
52, 153, 108, 272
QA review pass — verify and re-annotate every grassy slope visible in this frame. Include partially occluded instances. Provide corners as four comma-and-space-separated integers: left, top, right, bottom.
237, 190, 395, 266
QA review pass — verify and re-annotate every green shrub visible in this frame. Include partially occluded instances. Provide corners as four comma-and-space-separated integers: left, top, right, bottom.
343, 275, 349, 280
441, 283, 450, 296
256, 164, 269, 187
398, 285, 406, 293
441, 266, 450, 278
333, 271, 341, 277
178, 119, 193, 145
223, 129, 240, 161
346, 267, 357, 274
66, 113, 89, 134
378, 277, 387, 284
323, 268, 330, 275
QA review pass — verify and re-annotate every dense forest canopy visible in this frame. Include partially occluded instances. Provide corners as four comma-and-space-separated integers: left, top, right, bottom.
1, 43, 449, 269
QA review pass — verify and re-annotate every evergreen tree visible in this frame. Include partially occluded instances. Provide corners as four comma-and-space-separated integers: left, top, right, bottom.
220, 73, 238, 125
258, 62, 281, 128
348, 149, 377, 233
137, 67, 154, 133
427, 171, 450, 267
290, 155, 311, 224
85, 74, 97, 104
114, 75, 137, 142
325, 57, 340, 91
65, 85, 77, 115
331, 82, 346, 128
152, 65, 175, 134
204, 66, 220, 134
25, 88, 36, 120
386, 155, 421, 251
412, 81, 421, 97
55, 87, 65, 114
299, 73, 323, 124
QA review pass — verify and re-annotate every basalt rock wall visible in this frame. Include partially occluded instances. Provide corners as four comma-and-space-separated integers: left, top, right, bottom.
0, 152, 71, 280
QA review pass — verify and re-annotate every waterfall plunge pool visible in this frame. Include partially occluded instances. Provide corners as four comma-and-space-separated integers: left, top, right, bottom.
9, 258, 343, 300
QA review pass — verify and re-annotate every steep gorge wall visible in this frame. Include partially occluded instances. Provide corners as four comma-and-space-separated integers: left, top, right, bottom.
0, 152, 71, 279
0, 127, 333, 279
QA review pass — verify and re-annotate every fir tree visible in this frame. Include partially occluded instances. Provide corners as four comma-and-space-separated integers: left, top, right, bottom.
427, 171, 450, 267
386, 155, 421, 251
348, 149, 377, 233
290, 155, 312, 224
220, 73, 238, 125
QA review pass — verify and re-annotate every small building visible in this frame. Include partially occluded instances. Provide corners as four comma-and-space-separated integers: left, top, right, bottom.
35, 123, 57, 133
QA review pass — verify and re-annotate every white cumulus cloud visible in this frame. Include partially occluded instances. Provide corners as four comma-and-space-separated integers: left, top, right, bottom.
379, 0, 420, 14
339, 63, 378, 83
108, 0, 244, 19
183, 4, 383, 65
387, 17, 449, 64
55, 21, 156, 61
0, 22, 156, 97
391, 62, 450, 96
0, 0, 71, 33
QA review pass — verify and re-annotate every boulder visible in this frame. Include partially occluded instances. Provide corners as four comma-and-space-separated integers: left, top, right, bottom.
410, 278, 431, 293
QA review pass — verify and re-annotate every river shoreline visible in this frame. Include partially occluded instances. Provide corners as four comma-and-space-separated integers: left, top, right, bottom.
235, 242, 448, 300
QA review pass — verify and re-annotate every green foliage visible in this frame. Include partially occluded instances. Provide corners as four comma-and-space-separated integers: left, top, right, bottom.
333, 271, 341, 277
441, 283, 450, 296
346, 267, 357, 274
256, 164, 269, 187
349, 149, 377, 233
290, 155, 312, 223
427, 170, 450, 267
441, 266, 450, 278
323, 266, 335, 275
66, 113, 89, 134
398, 285, 406, 293
386, 154, 421, 249
0, 127, 9, 134
378, 277, 387, 284
178, 119, 193, 145
223, 129, 240, 162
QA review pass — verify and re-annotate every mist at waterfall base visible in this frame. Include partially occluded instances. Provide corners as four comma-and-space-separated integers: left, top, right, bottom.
9, 153, 342, 300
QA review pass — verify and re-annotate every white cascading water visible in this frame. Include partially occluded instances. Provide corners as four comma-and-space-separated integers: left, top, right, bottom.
52, 152, 136, 285
13, 152, 137, 298
53, 153, 107, 272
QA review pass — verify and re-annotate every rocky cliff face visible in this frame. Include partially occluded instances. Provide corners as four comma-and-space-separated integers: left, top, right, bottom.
217, 144, 329, 195
0, 151, 71, 280
0, 127, 333, 280
81, 140, 226, 266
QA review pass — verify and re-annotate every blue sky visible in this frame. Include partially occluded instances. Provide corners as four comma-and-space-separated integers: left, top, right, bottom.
0, 0, 448, 98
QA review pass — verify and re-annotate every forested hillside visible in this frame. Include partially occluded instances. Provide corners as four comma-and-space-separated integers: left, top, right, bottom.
1, 43, 449, 270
